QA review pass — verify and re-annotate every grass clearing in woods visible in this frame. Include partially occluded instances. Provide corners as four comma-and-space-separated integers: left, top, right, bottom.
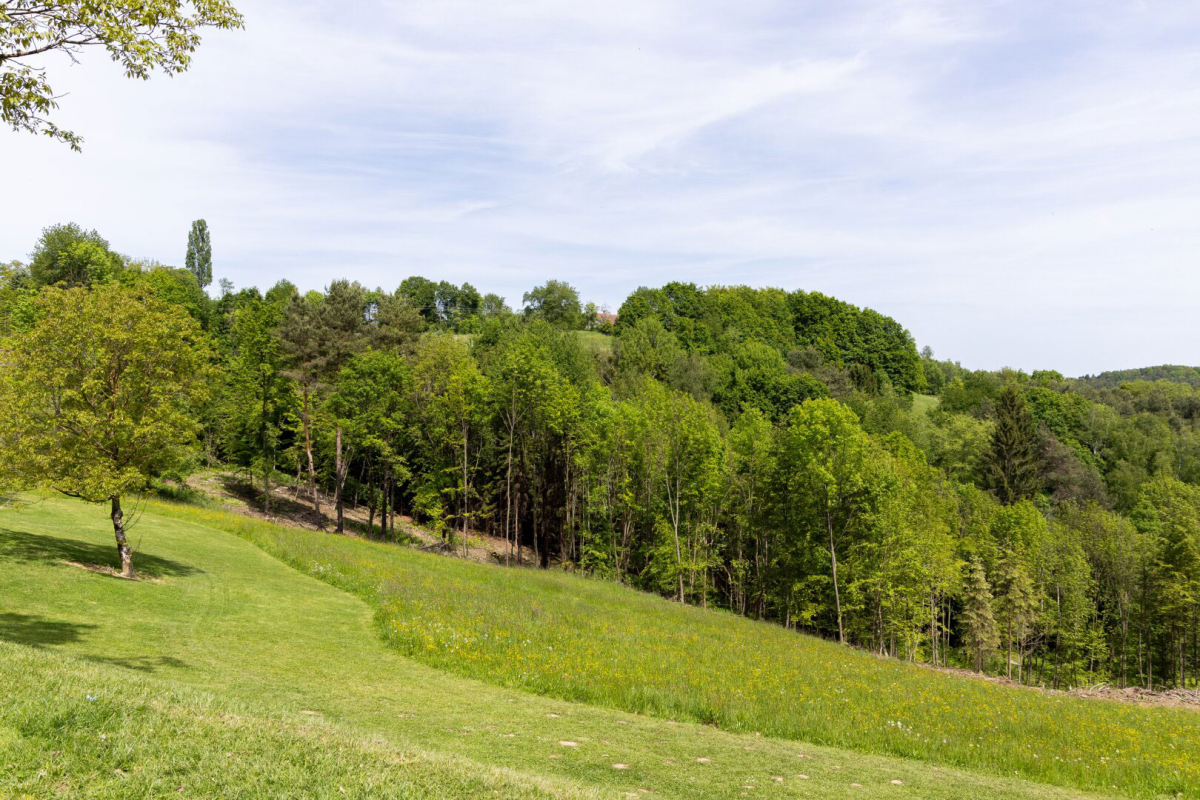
574, 330, 615, 355
0, 495, 1177, 798
912, 393, 941, 415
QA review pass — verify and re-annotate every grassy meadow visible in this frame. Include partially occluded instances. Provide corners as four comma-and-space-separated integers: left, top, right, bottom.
165, 498, 1200, 799
0, 495, 1105, 799
0, 642, 582, 799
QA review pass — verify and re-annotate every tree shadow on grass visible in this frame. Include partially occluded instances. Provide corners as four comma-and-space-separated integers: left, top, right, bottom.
0, 612, 188, 673
0, 527, 202, 579
0, 611, 96, 647
85, 653, 189, 672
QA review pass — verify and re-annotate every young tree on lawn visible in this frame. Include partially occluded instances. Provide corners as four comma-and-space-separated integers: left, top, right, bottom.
0, 285, 208, 577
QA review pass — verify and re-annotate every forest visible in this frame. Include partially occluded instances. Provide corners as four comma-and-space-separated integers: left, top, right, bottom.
2, 220, 1198, 694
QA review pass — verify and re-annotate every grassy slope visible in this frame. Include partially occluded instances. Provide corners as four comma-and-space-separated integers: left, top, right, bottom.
0, 498, 1130, 799
196, 503, 1198, 799
912, 394, 940, 415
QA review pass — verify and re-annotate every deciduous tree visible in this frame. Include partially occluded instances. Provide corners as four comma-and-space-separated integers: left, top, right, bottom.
185, 219, 212, 288
0, 285, 208, 577
1, 0, 243, 149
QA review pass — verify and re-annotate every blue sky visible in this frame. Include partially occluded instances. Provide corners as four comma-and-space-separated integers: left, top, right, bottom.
4, 0, 1200, 375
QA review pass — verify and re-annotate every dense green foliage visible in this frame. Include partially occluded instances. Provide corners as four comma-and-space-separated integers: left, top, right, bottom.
185, 219, 212, 288
0, 284, 209, 576
1077, 365, 1200, 389
3, 222, 1200, 696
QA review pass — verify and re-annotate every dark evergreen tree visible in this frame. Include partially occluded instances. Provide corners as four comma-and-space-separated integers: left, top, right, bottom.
185, 219, 213, 288
984, 385, 1040, 504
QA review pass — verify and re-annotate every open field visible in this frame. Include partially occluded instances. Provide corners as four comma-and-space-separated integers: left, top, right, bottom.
0, 496, 1182, 798
575, 330, 616, 355
912, 394, 941, 415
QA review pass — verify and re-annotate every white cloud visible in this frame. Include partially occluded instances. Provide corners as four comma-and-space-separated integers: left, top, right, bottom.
3, 0, 1200, 374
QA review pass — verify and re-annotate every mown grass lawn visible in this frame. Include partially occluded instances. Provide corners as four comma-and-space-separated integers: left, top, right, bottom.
0, 642, 584, 799
0, 496, 1153, 798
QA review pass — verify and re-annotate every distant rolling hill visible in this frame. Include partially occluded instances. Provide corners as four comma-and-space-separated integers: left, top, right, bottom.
1074, 364, 1200, 388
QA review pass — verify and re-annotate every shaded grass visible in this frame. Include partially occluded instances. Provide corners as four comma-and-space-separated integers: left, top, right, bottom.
0, 496, 1106, 799
172, 500, 1200, 799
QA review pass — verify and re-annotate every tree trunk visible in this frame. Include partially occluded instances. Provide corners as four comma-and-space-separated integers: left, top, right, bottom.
334, 426, 345, 533
111, 496, 133, 579
827, 508, 844, 644
260, 372, 272, 511
353, 459, 366, 510
462, 418, 470, 558
1007, 618, 1013, 680
505, 422, 515, 567
302, 383, 320, 519
670, 476, 684, 602
380, 470, 389, 540
930, 592, 938, 665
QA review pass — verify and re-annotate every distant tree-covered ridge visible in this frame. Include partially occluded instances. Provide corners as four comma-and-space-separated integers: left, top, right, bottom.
1075, 364, 1200, 389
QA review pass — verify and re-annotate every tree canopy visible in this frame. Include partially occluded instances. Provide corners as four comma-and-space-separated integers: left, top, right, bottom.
0, 284, 208, 576
0, 0, 244, 149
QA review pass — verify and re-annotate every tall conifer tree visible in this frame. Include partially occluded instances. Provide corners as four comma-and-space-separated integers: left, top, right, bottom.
984, 385, 1040, 504
961, 556, 1000, 672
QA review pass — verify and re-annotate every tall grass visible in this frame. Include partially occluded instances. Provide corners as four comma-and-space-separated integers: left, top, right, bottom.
146, 497, 1200, 798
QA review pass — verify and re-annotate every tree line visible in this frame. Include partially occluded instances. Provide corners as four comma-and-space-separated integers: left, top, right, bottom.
1, 221, 1197, 692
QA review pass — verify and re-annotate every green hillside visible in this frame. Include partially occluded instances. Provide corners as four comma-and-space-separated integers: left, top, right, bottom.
1073, 365, 1200, 388
0, 496, 1190, 798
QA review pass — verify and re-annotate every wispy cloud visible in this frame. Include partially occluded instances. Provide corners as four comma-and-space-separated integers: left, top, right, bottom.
4, 0, 1200, 374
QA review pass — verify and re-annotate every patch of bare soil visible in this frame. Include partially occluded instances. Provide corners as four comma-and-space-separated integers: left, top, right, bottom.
1070, 685, 1200, 709
183, 470, 537, 566
917, 661, 1200, 709
62, 561, 162, 583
